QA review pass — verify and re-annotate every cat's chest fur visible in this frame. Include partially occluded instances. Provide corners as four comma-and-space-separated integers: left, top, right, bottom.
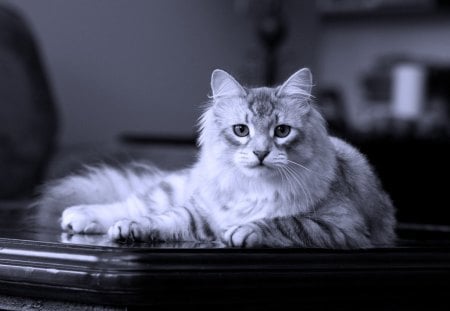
197, 184, 297, 229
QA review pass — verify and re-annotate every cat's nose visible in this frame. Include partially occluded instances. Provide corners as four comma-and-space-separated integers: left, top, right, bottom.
253, 150, 270, 163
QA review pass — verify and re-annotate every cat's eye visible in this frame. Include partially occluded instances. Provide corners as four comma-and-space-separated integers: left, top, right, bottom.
233, 124, 249, 137
274, 125, 291, 138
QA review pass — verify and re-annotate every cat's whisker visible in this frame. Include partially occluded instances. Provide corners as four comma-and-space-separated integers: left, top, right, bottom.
283, 168, 307, 206
276, 166, 291, 186
293, 169, 314, 209
287, 160, 333, 183
282, 167, 304, 195
276, 168, 287, 185
281, 169, 297, 194
283, 165, 315, 214
287, 160, 313, 173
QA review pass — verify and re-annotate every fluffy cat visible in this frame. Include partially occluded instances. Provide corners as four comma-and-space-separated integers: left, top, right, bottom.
34, 68, 396, 248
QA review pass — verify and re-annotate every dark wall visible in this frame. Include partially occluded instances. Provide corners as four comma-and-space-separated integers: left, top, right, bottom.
6, 0, 318, 146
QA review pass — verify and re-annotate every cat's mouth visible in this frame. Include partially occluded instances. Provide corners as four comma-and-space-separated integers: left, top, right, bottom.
239, 161, 278, 175
247, 162, 272, 170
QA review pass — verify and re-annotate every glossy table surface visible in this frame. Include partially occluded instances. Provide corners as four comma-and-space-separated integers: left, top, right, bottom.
1, 200, 450, 309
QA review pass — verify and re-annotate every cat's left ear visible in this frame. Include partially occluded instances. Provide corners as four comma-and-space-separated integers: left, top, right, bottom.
210, 69, 246, 98
277, 68, 313, 98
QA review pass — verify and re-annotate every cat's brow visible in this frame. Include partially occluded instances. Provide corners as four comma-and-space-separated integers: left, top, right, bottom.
247, 89, 275, 117
250, 101, 274, 117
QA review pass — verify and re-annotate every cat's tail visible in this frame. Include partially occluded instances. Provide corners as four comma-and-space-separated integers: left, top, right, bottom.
30, 162, 164, 231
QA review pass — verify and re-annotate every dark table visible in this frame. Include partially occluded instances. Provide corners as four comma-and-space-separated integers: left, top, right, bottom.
0, 201, 450, 311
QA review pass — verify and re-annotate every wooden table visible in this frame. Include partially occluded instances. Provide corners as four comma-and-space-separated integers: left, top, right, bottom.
0, 201, 450, 310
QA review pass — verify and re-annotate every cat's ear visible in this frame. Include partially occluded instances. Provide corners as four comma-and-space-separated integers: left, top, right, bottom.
277, 68, 313, 98
211, 69, 246, 98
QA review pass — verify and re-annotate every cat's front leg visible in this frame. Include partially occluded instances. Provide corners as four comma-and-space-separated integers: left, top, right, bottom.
221, 207, 373, 248
61, 195, 147, 234
229, 212, 372, 248
107, 218, 156, 241
61, 203, 127, 234
221, 224, 263, 247
61, 205, 105, 234
107, 206, 217, 242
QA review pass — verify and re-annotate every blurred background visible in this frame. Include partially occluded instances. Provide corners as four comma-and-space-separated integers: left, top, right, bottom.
0, 0, 449, 227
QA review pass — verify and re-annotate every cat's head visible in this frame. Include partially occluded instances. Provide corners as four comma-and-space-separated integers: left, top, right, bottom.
199, 68, 332, 179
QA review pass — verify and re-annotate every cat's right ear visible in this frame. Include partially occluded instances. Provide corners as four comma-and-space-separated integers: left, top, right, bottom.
211, 69, 246, 98
276, 68, 313, 98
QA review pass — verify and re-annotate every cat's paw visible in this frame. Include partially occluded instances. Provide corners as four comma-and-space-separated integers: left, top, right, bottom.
61, 205, 106, 234
108, 219, 147, 241
221, 224, 262, 247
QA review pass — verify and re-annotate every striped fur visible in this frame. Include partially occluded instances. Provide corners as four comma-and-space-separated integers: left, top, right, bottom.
33, 68, 396, 248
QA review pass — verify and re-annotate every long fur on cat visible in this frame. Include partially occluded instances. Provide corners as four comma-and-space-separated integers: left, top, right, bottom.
33, 68, 396, 248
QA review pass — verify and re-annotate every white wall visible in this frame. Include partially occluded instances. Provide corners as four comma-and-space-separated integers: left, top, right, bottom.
3, 0, 317, 146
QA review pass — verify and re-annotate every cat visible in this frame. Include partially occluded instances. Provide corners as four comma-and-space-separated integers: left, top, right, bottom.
33, 68, 396, 248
